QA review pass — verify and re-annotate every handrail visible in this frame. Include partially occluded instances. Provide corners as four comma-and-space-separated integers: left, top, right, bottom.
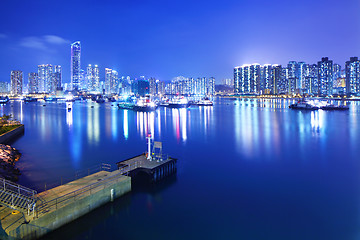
0, 177, 37, 198
30, 163, 113, 192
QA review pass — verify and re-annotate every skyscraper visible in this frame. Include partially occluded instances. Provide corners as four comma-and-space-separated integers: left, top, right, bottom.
10, 70, 23, 95
0, 82, 10, 94
318, 57, 333, 95
71, 41, 81, 91
307, 64, 318, 95
53, 65, 62, 91
345, 57, 360, 95
288, 61, 299, 92
298, 62, 307, 91
271, 64, 282, 95
28, 72, 39, 94
234, 64, 261, 94
263, 64, 272, 94
207, 77, 215, 96
333, 64, 341, 89
38, 64, 53, 93
105, 68, 118, 94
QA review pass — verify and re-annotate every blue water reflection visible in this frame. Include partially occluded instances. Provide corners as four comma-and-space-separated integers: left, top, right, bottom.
3, 99, 360, 240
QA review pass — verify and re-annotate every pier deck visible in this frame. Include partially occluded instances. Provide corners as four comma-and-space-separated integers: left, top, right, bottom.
117, 153, 177, 182
0, 170, 131, 239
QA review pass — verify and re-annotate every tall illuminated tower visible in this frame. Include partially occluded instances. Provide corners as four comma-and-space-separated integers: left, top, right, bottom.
317, 57, 333, 96
38, 64, 53, 93
10, 70, 23, 95
71, 41, 81, 91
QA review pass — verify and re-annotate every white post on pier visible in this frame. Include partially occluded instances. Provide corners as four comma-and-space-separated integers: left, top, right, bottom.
147, 133, 152, 161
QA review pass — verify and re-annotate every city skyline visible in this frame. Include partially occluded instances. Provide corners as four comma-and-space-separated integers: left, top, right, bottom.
0, 0, 359, 82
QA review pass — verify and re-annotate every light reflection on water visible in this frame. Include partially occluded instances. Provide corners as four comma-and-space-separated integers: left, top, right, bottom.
3, 98, 360, 240
1, 99, 360, 183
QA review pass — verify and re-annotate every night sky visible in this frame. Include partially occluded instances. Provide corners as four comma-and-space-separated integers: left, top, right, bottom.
0, 0, 359, 83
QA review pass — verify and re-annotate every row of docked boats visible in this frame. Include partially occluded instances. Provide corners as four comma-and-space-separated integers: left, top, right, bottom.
118, 96, 214, 112
289, 99, 349, 111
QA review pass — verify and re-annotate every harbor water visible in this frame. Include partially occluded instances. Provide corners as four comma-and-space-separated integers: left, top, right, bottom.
1, 98, 360, 240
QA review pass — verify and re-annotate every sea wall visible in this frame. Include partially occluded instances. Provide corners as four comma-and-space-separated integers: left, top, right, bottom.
0, 125, 25, 144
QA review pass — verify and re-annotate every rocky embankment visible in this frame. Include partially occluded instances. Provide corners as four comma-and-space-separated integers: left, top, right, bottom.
0, 144, 21, 182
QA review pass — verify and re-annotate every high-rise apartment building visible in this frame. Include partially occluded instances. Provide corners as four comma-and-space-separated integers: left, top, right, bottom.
263, 64, 272, 94
234, 64, 264, 94
38, 64, 53, 93
10, 70, 23, 95
53, 65, 62, 91
0, 82, 10, 94
71, 41, 81, 91
28, 72, 39, 94
86, 64, 100, 93
271, 65, 282, 95
345, 57, 360, 95
318, 57, 333, 95
105, 68, 118, 94
207, 77, 215, 96
287, 61, 300, 92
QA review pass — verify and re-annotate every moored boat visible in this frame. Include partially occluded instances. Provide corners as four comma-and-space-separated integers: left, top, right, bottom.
167, 97, 189, 108
118, 102, 135, 110
44, 96, 57, 102
23, 97, 38, 103
0, 96, 9, 104
196, 97, 213, 106
289, 101, 318, 110
320, 104, 349, 110
133, 99, 157, 111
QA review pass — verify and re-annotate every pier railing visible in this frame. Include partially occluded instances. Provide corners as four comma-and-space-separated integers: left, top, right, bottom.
30, 163, 113, 192
35, 166, 130, 217
0, 177, 37, 199
0, 177, 37, 216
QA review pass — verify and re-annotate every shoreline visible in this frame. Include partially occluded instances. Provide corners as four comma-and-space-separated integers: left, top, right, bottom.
219, 95, 360, 101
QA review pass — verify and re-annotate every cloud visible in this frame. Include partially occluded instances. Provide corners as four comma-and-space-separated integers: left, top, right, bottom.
0, 34, 7, 39
20, 37, 47, 50
19, 35, 70, 50
44, 35, 71, 45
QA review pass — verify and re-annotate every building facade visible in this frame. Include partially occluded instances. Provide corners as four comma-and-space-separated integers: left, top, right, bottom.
346, 57, 360, 95
28, 72, 39, 94
71, 41, 81, 91
318, 57, 333, 96
11, 70, 23, 95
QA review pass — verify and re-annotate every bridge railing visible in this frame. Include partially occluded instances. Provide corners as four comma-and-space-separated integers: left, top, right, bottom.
35, 166, 130, 217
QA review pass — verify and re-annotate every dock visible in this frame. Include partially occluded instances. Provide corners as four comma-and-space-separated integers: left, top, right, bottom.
117, 153, 177, 182
0, 139, 177, 239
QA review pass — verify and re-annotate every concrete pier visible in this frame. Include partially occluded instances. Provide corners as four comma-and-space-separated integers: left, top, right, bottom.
0, 151, 177, 239
116, 153, 177, 183
0, 170, 131, 239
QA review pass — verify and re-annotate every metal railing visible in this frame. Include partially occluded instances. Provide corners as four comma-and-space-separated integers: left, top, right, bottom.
146, 152, 170, 162
0, 177, 36, 200
35, 166, 131, 217
0, 177, 37, 216
30, 163, 113, 192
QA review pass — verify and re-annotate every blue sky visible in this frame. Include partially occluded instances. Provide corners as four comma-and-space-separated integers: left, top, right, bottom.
0, 0, 359, 83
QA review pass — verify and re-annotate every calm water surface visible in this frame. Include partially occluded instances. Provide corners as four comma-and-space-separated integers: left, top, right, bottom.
2, 98, 360, 240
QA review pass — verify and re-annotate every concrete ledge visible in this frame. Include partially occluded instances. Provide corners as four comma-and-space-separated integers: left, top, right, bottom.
0, 125, 25, 144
